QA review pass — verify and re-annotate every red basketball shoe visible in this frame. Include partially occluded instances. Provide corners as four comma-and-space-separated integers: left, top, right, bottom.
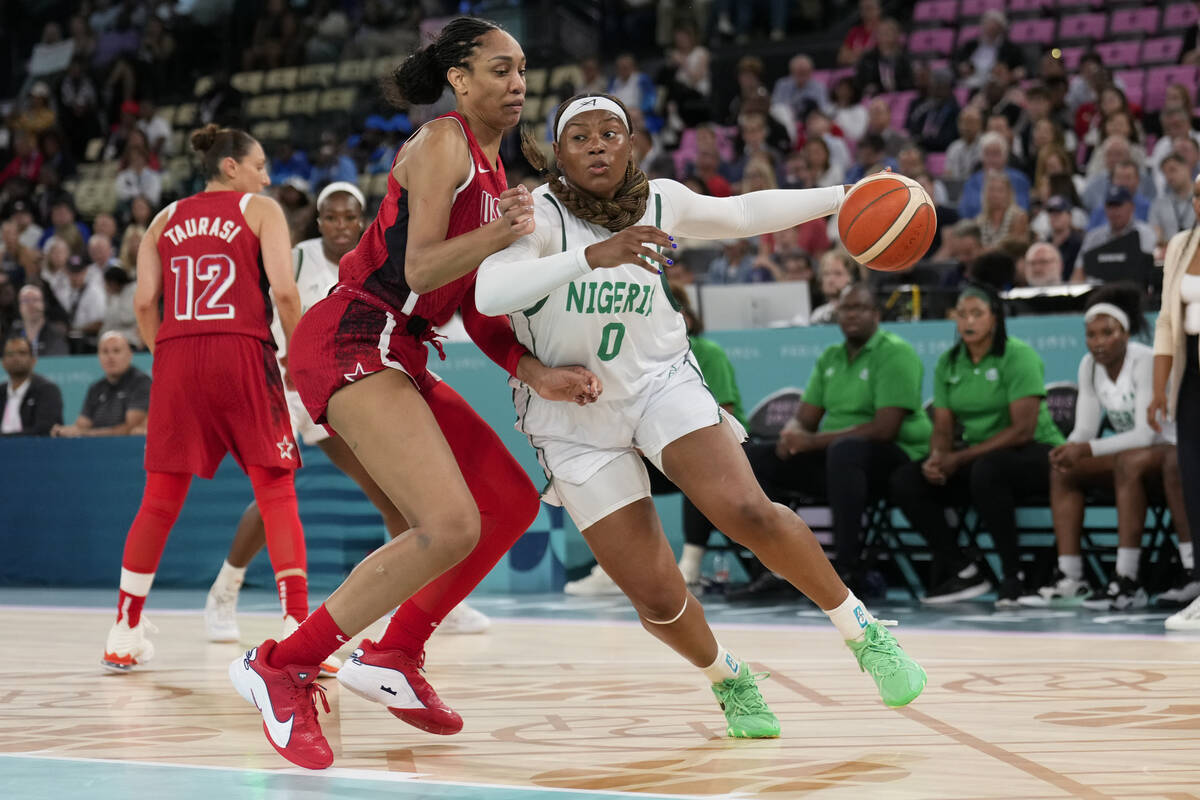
336, 639, 463, 734
228, 639, 333, 769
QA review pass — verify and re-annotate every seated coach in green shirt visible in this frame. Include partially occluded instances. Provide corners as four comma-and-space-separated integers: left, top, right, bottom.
739, 284, 932, 600
890, 282, 1065, 609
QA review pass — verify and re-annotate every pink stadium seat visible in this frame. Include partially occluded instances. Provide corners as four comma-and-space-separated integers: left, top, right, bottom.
811, 69, 832, 88
1145, 65, 1200, 111
956, 25, 980, 48
1058, 13, 1107, 41
1122, 83, 1145, 109
1141, 37, 1185, 66
928, 58, 950, 72
1009, 19, 1056, 45
1114, 68, 1146, 94
1056, 0, 1099, 8
1163, 2, 1200, 30
830, 67, 856, 85
883, 90, 918, 131
926, 152, 947, 177
959, 0, 1003, 18
1058, 46, 1085, 70
913, 0, 958, 23
908, 28, 956, 55
1095, 41, 1142, 68
1007, 0, 1052, 10
1109, 8, 1161, 35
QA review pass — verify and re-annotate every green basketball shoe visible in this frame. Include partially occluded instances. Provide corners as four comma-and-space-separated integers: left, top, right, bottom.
846, 621, 927, 708
710, 663, 781, 738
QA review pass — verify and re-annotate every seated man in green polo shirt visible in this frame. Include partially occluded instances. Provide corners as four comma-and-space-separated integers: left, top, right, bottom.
738, 284, 931, 600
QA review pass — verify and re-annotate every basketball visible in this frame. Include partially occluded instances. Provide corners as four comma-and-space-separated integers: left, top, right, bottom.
837, 173, 937, 272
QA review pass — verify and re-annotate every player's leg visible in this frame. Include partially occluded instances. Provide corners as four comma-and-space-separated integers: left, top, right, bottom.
1085, 447, 1157, 609
659, 421, 926, 708
1158, 445, 1200, 605
559, 453, 778, 738
1024, 453, 1114, 607
102, 470, 192, 671
204, 502, 262, 642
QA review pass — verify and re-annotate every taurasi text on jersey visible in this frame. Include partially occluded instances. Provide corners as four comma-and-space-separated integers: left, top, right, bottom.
162, 217, 244, 246
566, 280, 656, 316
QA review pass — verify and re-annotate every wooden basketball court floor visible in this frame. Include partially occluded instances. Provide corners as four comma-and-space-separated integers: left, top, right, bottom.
1, 586, 1198, 800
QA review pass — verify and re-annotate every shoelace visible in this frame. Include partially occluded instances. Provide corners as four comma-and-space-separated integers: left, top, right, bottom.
295, 678, 330, 716
717, 671, 772, 717
856, 624, 904, 677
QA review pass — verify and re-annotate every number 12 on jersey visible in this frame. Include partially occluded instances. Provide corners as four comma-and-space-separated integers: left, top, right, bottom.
170, 254, 237, 320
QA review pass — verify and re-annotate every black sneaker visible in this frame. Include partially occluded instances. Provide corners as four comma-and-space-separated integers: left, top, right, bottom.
994, 575, 1025, 609
922, 563, 992, 605
1082, 575, 1148, 611
725, 572, 802, 602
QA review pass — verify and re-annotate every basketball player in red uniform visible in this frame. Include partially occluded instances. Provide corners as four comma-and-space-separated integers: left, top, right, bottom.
102, 124, 312, 672
228, 18, 600, 769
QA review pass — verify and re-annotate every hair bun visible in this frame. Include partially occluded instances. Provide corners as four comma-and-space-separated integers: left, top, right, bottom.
190, 123, 221, 154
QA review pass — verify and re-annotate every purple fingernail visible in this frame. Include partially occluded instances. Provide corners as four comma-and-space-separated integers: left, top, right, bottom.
668, 235, 674, 241
667, 259, 673, 265
657, 268, 663, 274
671, 243, 678, 249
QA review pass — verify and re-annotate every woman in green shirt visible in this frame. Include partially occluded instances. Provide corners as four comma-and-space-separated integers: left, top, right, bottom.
890, 283, 1065, 607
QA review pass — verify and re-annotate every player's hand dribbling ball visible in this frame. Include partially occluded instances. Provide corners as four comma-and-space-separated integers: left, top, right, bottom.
837, 172, 937, 272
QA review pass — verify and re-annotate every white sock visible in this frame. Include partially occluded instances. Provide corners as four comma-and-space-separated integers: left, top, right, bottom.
824, 590, 875, 642
679, 544, 705, 581
212, 560, 246, 595
1179, 542, 1194, 572
702, 644, 741, 683
1115, 547, 1140, 580
120, 567, 155, 597
1058, 554, 1083, 581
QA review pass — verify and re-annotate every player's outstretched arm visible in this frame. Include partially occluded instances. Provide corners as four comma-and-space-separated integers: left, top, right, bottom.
657, 179, 845, 241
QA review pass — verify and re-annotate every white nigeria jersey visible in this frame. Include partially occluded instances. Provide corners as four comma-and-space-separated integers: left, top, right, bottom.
506, 182, 689, 403
271, 237, 339, 357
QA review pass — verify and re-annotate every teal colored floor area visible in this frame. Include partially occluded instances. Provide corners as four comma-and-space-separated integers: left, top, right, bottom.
0, 755, 689, 800
0, 585, 1180, 638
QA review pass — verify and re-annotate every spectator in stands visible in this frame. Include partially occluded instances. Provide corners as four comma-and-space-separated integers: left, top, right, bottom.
13, 285, 67, 357
1, 219, 35, 286
86, 234, 119, 277
127, 195, 155, 232
1081, 138, 1152, 211
1151, 154, 1199, 244
726, 57, 769, 126
731, 110, 785, 180
58, 56, 101, 161
663, 24, 711, 128
243, 0, 298, 69
114, 145, 163, 209
0, 275, 16, 339
1025, 286, 1190, 611
136, 99, 173, 158
741, 284, 931, 599
914, 172, 959, 255
62, 255, 105, 350
1021, 242, 1064, 287
778, 148, 813, 189
51, 330, 149, 438
39, 237, 73, 309
1073, 186, 1157, 281
690, 145, 734, 197
804, 137, 844, 188
117, 225, 144, 276
101, 266, 139, 349
1176, 137, 1200, 184
10, 82, 57, 137
899, 145, 948, 205
953, 11, 1024, 90
891, 282, 1064, 606
303, 1, 351, 63
608, 54, 657, 120
706, 238, 767, 284
958, 132, 1031, 219
0, 131, 43, 190
308, 135, 358, 193
805, 108, 853, 177
846, 133, 896, 184
1066, 52, 1106, 113
944, 106, 984, 182
1151, 108, 1200, 191
39, 130, 75, 183
1, 334, 62, 435
853, 18, 911, 96
1038, 196, 1083, 278
838, 0, 881, 66
1086, 114, 1147, 179
939, 220, 985, 287
91, 213, 119, 249
829, 78, 867, 143
6, 199, 43, 254
101, 100, 140, 164
976, 171, 1029, 248
906, 68, 959, 153
1079, 87, 1139, 165
772, 55, 829, 127
1086, 161, 1152, 230
809, 250, 859, 324
38, 197, 88, 257
277, 176, 316, 246
271, 142, 312, 185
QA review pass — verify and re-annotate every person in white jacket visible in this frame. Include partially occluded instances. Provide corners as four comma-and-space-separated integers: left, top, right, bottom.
1022, 284, 1194, 610
476, 94, 927, 737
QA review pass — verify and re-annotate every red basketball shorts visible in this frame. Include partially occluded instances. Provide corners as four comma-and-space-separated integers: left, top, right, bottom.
145, 333, 300, 478
289, 289, 433, 426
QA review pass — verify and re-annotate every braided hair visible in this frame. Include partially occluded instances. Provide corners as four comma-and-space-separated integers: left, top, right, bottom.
519, 93, 649, 233
383, 17, 502, 107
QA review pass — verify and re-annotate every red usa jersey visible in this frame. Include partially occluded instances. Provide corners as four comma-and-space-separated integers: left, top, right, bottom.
155, 191, 272, 345
337, 111, 508, 326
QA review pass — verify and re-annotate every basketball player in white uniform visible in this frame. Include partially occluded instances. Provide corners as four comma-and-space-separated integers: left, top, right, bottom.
476, 95, 928, 732
205, 182, 490, 656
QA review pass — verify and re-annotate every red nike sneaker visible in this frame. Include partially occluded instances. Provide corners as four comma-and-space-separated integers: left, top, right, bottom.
336, 639, 463, 734
228, 639, 333, 769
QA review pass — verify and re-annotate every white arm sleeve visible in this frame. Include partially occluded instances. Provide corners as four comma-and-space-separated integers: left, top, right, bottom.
1068, 355, 1103, 444
475, 198, 592, 317
656, 179, 845, 240
1090, 347, 1157, 456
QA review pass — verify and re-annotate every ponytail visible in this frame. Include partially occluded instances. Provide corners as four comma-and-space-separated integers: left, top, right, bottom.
190, 123, 258, 181
382, 16, 502, 107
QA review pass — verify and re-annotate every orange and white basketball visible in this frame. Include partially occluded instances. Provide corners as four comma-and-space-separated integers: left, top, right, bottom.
837, 172, 937, 272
